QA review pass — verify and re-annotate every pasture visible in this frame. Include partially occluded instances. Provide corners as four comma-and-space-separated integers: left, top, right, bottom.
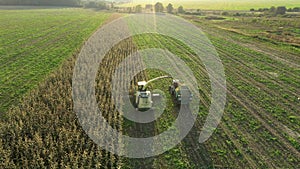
0, 6, 299, 168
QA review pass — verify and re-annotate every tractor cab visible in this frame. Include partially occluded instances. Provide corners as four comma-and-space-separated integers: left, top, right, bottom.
169, 79, 180, 95
172, 79, 180, 88
169, 79, 193, 105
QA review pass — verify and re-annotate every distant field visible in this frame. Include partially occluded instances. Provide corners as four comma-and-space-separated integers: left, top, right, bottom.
0, 8, 111, 112
118, 0, 300, 10
0, 5, 68, 10
199, 14, 300, 46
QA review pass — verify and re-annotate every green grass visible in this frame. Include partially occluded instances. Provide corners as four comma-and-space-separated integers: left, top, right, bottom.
127, 19, 300, 167
0, 8, 111, 112
118, 0, 300, 10
0, 6, 299, 168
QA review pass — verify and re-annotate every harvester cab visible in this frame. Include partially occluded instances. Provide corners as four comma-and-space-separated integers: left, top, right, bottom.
137, 81, 147, 91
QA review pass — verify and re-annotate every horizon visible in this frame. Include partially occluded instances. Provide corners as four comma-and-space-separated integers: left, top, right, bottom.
115, 0, 300, 10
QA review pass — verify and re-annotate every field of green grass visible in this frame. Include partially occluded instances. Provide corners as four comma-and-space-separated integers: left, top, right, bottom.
119, 0, 300, 10
0, 8, 111, 112
0, 6, 299, 168
128, 29, 300, 167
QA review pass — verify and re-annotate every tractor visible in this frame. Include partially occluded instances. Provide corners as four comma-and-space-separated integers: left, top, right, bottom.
169, 79, 193, 105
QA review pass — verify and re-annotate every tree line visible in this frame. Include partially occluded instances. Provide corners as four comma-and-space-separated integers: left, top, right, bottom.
133, 2, 185, 14
250, 6, 300, 15
0, 0, 81, 6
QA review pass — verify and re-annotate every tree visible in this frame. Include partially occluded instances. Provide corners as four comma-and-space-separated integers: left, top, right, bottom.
234, 12, 241, 16
222, 11, 229, 16
178, 5, 184, 14
166, 3, 173, 13
293, 7, 300, 12
128, 7, 132, 13
276, 6, 286, 15
84, 1, 98, 8
154, 2, 164, 13
84, 1, 107, 9
258, 8, 269, 12
270, 6, 276, 13
135, 4, 142, 13
111, 2, 115, 9
97, 1, 107, 10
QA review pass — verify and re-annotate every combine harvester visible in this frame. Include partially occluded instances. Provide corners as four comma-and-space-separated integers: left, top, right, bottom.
133, 76, 193, 110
